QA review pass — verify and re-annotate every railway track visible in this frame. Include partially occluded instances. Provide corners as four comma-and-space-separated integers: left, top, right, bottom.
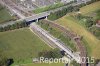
42, 20, 87, 66
2, 0, 31, 17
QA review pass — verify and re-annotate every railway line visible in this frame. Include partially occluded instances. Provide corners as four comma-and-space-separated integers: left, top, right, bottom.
42, 20, 87, 66
30, 22, 80, 63
1, 0, 31, 18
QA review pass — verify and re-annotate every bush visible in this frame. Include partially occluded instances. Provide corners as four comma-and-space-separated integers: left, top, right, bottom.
38, 49, 63, 58
0, 20, 28, 32
48, 6, 80, 20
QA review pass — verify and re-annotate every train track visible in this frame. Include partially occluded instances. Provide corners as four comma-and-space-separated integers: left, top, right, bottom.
2, 0, 31, 17
42, 20, 87, 66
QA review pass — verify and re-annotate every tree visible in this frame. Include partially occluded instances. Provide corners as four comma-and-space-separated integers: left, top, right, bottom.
85, 18, 94, 28
0, 27, 4, 32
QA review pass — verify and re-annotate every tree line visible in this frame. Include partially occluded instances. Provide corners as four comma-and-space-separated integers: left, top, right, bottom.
48, 5, 79, 20
48, 0, 100, 20
0, 20, 28, 32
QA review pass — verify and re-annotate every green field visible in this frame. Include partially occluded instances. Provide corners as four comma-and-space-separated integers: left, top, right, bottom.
0, 5, 13, 23
0, 28, 51, 65
19, 63, 64, 66
80, 1, 100, 15
33, 3, 64, 14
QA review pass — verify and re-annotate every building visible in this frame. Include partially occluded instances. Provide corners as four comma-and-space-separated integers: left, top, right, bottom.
96, 20, 100, 28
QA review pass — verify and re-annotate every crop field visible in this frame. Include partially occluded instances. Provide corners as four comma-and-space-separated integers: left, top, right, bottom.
0, 5, 13, 24
0, 28, 51, 65
80, 1, 100, 15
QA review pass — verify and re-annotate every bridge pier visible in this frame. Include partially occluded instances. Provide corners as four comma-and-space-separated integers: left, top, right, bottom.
45, 16, 48, 20
36, 19, 39, 22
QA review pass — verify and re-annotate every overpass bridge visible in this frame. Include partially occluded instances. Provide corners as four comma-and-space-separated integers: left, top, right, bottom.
25, 12, 50, 22
0, 0, 50, 27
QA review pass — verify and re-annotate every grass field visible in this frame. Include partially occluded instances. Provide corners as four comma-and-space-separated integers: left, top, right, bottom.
80, 1, 100, 15
56, 16, 100, 59
33, 3, 64, 14
19, 63, 64, 66
0, 5, 13, 24
0, 28, 51, 65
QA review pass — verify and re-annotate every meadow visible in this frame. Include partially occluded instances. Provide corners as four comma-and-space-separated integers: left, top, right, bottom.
0, 5, 13, 24
0, 28, 51, 65
80, 1, 100, 15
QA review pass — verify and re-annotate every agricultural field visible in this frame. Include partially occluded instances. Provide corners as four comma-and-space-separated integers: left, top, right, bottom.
0, 5, 13, 24
0, 28, 51, 65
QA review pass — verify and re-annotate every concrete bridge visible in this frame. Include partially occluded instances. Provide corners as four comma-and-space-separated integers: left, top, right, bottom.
0, 12, 50, 27
25, 12, 50, 23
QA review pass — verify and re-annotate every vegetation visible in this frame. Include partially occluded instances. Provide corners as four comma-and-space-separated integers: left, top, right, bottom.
37, 20, 77, 52
0, 50, 8, 66
48, 0, 100, 21
96, 9, 100, 20
0, 28, 51, 65
74, 8, 100, 39
48, 5, 79, 20
80, 1, 100, 15
55, 1, 100, 59
38, 49, 63, 58
33, 3, 64, 14
90, 26, 100, 39
56, 15, 100, 59
71, 60, 80, 66
19, 63, 64, 66
0, 5, 14, 24
0, 20, 28, 32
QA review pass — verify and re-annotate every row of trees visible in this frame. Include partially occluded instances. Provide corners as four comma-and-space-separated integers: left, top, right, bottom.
48, 0, 100, 21
0, 20, 28, 32
48, 5, 79, 20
